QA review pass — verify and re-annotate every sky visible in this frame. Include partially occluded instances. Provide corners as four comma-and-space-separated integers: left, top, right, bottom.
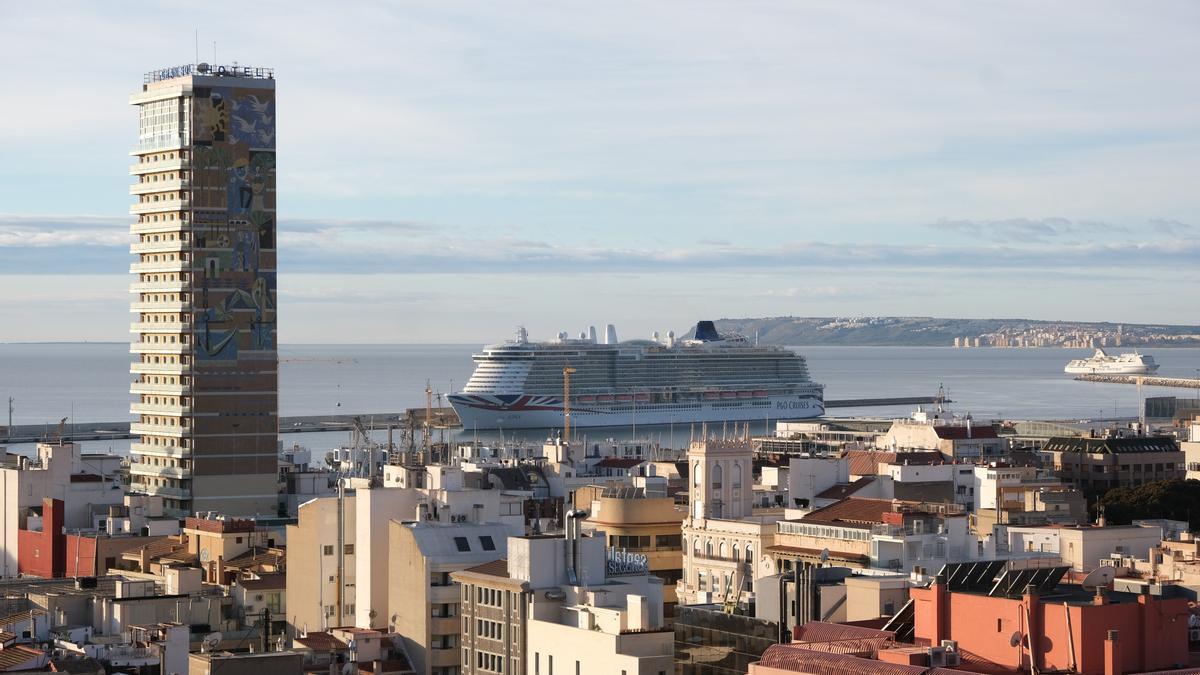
1, 1, 1198, 343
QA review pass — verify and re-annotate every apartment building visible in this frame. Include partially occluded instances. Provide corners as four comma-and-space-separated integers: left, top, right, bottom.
1042, 435, 1184, 493
128, 63, 279, 517
453, 523, 672, 675
389, 521, 514, 675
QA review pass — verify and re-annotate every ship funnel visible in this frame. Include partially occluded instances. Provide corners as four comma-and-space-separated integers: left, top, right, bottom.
605, 324, 618, 345
588, 326, 597, 343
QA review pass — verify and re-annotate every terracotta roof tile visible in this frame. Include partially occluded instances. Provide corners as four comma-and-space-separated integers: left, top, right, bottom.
816, 477, 875, 500
846, 450, 943, 477
801, 498, 905, 529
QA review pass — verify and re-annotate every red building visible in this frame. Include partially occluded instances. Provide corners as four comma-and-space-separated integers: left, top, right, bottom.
750, 565, 1197, 675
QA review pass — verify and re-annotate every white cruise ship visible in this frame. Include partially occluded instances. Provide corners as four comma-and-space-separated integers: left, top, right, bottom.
1064, 349, 1159, 375
449, 321, 825, 429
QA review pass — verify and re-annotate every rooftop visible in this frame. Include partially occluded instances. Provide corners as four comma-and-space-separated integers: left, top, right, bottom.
800, 498, 911, 529
816, 477, 876, 501
144, 63, 275, 84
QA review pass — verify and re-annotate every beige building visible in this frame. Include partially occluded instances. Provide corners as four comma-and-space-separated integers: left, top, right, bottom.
453, 525, 671, 675
286, 493, 358, 634
679, 439, 778, 606
388, 521, 513, 675
877, 414, 1005, 460
575, 484, 684, 610
128, 64, 279, 517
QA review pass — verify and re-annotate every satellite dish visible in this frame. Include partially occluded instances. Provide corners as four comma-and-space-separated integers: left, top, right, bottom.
369, 609, 378, 620
203, 632, 222, 651
1081, 566, 1117, 590
1009, 632, 1023, 648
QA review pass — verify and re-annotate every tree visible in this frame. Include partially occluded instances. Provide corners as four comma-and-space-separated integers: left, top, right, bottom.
1095, 479, 1200, 529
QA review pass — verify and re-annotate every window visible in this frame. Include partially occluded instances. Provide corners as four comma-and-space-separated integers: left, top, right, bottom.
479, 536, 496, 551
323, 545, 334, 556
656, 534, 682, 549
454, 536, 471, 552
344, 544, 355, 555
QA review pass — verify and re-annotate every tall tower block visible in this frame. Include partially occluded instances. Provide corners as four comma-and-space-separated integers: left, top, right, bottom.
128, 64, 278, 517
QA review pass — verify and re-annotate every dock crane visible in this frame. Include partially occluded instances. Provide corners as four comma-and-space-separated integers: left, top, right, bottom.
562, 364, 577, 447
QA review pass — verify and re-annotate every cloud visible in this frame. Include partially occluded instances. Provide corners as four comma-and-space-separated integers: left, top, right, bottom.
928, 217, 1128, 242
1147, 219, 1196, 237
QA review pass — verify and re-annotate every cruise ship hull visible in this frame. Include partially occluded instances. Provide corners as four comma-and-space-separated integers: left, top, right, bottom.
449, 393, 824, 430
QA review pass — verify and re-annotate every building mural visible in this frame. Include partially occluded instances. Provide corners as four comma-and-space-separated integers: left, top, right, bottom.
191, 86, 276, 362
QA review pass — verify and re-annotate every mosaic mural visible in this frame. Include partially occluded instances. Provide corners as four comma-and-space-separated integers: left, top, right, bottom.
190, 85, 276, 362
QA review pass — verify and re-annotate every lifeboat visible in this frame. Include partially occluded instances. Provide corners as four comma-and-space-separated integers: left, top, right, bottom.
615, 394, 634, 402
597, 394, 615, 403
753, 389, 768, 397
577, 395, 596, 403
719, 391, 736, 399
703, 392, 719, 400
737, 391, 752, 398
633, 393, 651, 402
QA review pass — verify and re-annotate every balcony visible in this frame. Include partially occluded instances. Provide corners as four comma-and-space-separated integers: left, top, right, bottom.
130, 198, 189, 215
130, 260, 191, 274
129, 281, 188, 293
130, 157, 190, 175
129, 422, 192, 437
428, 647, 459, 669
130, 362, 190, 375
430, 616, 460, 636
130, 322, 190, 333
131, 220, 192, 235
131, 240, 189, 254
430, 585, 459, 604
130, 402, 192, 415
130, 442, 191, 458
130, 381, 191, 395
129, 463, 190, 480
130, 302, 190, 312
135, 484, 191, 499
130, 179, 186, 195
130, 341, 190, 354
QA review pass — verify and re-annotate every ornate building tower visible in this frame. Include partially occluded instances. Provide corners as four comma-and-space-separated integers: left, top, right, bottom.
128, 64, 278, 517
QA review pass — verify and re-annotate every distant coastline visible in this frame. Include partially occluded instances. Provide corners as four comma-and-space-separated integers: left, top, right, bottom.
711, 317, 1200, 348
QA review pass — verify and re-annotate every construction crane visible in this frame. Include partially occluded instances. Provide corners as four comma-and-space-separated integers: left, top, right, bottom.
562, 364, 577, 447
424, 380, 433, 462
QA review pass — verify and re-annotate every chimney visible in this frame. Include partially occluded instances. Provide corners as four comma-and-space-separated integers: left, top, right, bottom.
1104, 629, 1121, 675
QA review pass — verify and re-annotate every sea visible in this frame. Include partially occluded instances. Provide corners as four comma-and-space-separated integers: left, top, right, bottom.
3, 343, 1199, 457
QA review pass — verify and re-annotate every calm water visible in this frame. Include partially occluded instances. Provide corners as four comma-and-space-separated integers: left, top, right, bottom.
3, 343, 1199, 456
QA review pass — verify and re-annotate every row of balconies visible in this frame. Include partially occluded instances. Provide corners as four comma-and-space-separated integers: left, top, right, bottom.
130, 402, 192, 415
130, 381, 191, 395
129, 178, 186, 196
130, 362, 190, 375
130, 197, 189, 215
130, 239, 188, 254
130, 301, 190, 312
131, 321, 190, 333
130, 157, 190, 175
129, 463, 191, 480
131, 260, 192, 273
130, 422, 191, 437
129, 280, 188, 292
129, 442, 191, 458
130, 341, 190, 354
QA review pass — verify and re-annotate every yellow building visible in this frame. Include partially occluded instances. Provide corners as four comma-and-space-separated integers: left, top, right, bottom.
574, 484, 685, 610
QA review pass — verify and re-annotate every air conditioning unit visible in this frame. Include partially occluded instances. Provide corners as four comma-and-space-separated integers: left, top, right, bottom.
927, 647, 947, 668
940, 640, 961, 666
1189, 628, 1200, 642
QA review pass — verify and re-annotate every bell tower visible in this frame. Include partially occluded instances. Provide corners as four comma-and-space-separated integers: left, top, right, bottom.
688, 438, 752, 520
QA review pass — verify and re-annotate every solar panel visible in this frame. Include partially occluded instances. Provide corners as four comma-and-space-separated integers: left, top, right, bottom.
881, 598, 915, 643
988, 566, 1069, 597
940, 560, 1007, 593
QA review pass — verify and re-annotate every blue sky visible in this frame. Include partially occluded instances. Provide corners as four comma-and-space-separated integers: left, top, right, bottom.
1, 1, 1198, 343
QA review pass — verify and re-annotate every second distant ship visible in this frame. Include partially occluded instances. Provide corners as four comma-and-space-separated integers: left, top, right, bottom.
1064, 348, 1159, 375
449, 320, 825, 429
